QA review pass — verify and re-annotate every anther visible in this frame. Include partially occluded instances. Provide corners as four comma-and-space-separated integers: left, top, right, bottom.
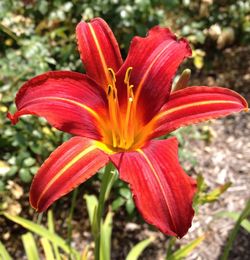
124, 67, 133, 85
108, 68, 116, 82
107, 84, 112, 96
128, 85, 134, 101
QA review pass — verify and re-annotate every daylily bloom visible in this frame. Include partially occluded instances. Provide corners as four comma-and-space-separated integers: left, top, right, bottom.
8, 18, 248, 238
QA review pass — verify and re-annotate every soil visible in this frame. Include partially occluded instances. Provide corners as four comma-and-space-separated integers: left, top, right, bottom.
0, 45, 249, 260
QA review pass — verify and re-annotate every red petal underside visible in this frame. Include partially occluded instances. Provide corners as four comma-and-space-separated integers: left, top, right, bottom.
116, 26, 192, 124
111, 138, 196, 237
76, 18, 123, 88
150, 86, 248, 139
30, 137, 109, 212
7, 71, 108, 140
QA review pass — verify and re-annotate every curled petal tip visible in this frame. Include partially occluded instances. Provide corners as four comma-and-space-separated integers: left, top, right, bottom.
7, 112, 18, 125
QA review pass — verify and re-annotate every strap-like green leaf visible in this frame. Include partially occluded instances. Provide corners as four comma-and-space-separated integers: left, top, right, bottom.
22, 232, 39, 260
3, 212, 80, 259
168, 235, 205, 260
41, 237, 54, 260
126, 237, 154, 260
100, 211, 113, 260
217, 211, 250, 232
48, 210, 61, 260
84, 194, 98, 229
220, 199, 250, 260
0, 241, 12, 260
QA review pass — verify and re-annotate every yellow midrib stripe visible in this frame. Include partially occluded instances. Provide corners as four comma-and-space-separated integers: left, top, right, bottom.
137, 149, 177, 232
48, 97, 100, 120
36, 145, 96, 207
156, 100, 240, 120
134, 41, 174, 104
88, 23, 110, 84
28, 96, 104, 126
135, 99, 240, 145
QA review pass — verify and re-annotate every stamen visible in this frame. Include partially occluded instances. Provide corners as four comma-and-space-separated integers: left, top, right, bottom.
105, 66, 137, 150
108, 68, 116, 83
107, 85, 112, 96
107, 68, 123, 148
124, 67, 135, 149
124, 67, 133, 85
107, 84, 117, 147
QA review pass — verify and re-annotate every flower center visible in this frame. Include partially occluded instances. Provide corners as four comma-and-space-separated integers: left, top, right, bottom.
106, 67, 135, 150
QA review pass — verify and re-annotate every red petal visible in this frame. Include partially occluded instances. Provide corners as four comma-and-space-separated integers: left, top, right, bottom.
7, 71, 108, 140
76, 18, 123, 88
111, 138, 196, 237
30, 137, 109, 212
150, 86, 248, 139
116, 26, 192, 124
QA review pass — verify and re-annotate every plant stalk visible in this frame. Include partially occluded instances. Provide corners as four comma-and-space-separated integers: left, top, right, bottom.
94, 163, 115, 260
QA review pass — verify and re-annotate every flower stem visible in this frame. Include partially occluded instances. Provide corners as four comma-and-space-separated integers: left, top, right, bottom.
94, 163, 116, 260
67, 188, 78, 259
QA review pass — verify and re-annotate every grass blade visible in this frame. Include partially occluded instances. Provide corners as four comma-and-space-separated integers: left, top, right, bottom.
84, 194, 98, 229
3, 212, 80, 259
48, 210, 61, 260
126, 237, 154, 260
0, 241, 12, 260
220, 199, 250, 260
41, 237, 54, 260
168, 235, 205, 260
21, 232, 39, 260
217, 211, 250, 232
100, 211, 113, 260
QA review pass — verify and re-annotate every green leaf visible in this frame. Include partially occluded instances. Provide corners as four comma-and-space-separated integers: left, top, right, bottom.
19, 168, 32, 183
47, 210, 61, 260
84, 194, 98, 228
125, 198, 135, 215
41, 237, 54, 260
6, 166, 18, 177
0, 241, 12, 260
22, 232, 40, 260
100, 211, 113, 260
112, 197, 126, 211
168, 235, 205, 260
203, 182, 231, 203
23, 157, 36, 167
217, 211, 250, 232
3, 213, 80, 259
220, 200, 250, 260
126, 237, 154, 260
119, 187, 131, 199
81, 245, 90, 260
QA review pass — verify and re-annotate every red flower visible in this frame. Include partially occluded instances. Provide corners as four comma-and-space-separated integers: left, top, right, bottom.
8, 18, 248, 238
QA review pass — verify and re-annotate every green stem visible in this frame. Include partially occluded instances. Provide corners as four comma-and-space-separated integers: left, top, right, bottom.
94, 163, 115, 260
67, 188, 78, 259
166, 237, 176, 259
0, 22, 19, 43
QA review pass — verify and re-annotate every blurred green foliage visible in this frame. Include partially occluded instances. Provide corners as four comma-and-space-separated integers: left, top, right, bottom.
0, 0, 249, 209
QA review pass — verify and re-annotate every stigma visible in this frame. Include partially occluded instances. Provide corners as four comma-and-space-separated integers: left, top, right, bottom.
106, 67, 135, 150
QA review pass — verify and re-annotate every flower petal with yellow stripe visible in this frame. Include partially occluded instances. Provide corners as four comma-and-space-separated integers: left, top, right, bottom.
8, 18, 248, 238
30, 137, 109, 212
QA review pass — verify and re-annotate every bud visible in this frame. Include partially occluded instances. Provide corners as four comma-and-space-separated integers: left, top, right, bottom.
172, 69, 191, 92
